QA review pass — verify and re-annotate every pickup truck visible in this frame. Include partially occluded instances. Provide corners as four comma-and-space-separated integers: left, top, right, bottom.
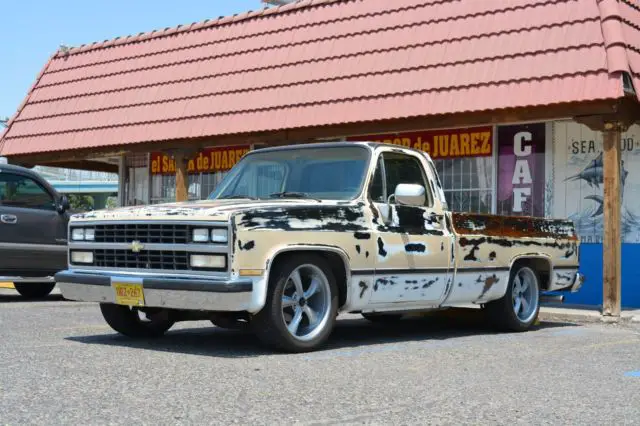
55, 142, 583, 352
0, 163, 71, 298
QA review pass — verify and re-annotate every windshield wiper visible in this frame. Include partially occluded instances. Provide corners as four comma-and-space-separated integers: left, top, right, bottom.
269, 192, 321, 202
219, 195, 259, 200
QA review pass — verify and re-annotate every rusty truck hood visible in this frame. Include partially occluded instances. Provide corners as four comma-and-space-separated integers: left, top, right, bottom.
70, 198, 330, 222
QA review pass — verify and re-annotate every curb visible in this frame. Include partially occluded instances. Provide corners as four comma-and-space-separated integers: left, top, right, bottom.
539, 306, 637, 324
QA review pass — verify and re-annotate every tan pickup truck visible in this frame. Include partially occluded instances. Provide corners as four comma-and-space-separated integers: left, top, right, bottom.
56, 142, 583, 352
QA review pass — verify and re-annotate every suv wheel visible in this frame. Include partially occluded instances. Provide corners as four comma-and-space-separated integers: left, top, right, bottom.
252, 253, 338, 353
14, 282, 56, 299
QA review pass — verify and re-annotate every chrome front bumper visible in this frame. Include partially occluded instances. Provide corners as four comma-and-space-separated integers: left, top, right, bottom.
54, 270, 254, 312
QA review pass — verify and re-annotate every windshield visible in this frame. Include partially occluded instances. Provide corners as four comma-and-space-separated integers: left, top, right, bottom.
208, 145, 371, 201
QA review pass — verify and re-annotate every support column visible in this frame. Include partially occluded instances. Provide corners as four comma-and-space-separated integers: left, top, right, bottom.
174, 151, 188, 202
602, 122, 622, 317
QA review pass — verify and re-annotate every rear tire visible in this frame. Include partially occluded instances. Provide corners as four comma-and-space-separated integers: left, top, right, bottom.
100, 303, 175, 338
252, 253, 338, 353
485, 265, 540, 332
14, 282, 55, 299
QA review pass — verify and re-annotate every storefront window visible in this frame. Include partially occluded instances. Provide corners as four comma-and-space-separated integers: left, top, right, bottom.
124, 153, 149, 206
434, 157, 493, 213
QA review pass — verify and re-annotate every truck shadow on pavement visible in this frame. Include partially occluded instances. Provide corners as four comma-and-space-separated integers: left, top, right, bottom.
0, 293, 65, 303
65, 309, 579, 358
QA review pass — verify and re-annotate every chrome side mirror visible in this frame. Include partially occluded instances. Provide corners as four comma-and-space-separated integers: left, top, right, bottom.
394, 183, 426, 206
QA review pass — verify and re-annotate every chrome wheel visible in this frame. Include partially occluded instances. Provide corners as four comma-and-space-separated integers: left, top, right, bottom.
281, 264, 332, 342
511, 267, 539, 324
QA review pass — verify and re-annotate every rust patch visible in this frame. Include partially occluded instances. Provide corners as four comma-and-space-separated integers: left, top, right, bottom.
452, 212, 577, 240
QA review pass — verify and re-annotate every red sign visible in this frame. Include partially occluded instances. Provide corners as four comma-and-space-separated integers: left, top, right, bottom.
151, 145, 251, 175
347, 126, 493, 159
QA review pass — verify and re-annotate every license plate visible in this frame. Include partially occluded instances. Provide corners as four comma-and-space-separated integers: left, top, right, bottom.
113, 282, 145, 306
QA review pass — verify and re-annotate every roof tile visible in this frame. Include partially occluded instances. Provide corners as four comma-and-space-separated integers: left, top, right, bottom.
1, 0, 638, 157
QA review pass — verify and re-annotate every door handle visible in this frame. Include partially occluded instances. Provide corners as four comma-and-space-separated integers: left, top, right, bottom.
0, 214, 17, 224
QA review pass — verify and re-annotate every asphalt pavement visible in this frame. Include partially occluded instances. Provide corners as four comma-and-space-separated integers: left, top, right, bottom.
1, 287, 639, 425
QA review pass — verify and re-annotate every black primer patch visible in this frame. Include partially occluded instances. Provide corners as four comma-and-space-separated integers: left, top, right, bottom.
239, 205, 367, 232
556, 272, 572, 281
479, 274, 500, 299
405, 243, 426, 253
377, 237, 387, 257
238, 240, 255, 251
366, 251, 369, 258
354, 232, 371, 240
359, 281, 368, 298
489, 251, 497, 261
355, 245, 361, 254
422, 279, 437, 289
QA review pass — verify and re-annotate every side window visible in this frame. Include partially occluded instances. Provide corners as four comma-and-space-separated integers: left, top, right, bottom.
0, 173, 55, 211
368, 157, 385, 202
383, 152, 433, 207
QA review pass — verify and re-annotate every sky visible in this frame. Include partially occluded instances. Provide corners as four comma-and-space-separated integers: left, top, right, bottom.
0, 0, 265, 120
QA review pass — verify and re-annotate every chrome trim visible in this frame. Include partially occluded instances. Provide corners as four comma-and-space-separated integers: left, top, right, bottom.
58, 283, 254, 312
70, 242, 228, 253
68, 220, 230, 227
0, 242, 67, 252
66, 219, 233, 275
69, 267, 228, 279
0, 276, 55, 283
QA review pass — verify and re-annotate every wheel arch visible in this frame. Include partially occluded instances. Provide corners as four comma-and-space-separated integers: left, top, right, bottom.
509, 254, 553, 291
265, 245, 352, 310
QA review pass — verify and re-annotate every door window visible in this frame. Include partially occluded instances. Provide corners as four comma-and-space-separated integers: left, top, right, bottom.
382, 152, 433, 207
0, 173, 56, 211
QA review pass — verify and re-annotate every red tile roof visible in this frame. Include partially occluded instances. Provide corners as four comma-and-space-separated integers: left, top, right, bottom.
1, 0, 639, 157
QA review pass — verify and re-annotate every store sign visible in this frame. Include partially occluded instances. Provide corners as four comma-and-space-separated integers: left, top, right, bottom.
552, 121, 640, 243
346, 126, 493, 159
150, 145, 251, 175
497, 123, 546, 216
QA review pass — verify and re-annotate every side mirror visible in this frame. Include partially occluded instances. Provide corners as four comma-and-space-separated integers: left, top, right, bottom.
57, 195, 70, 214
394, 183, 426, 206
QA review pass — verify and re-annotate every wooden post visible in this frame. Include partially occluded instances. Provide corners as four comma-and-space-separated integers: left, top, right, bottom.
174, 151, 188, 202
602, 122, 622, 317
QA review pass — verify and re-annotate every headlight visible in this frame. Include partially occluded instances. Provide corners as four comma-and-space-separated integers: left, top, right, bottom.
211, 228, 228, 243
192, 228, 210, 242
190, 254, 226, 269
84, 228, 95, 241
71, 251, 94, 264
71, 228, 85, 241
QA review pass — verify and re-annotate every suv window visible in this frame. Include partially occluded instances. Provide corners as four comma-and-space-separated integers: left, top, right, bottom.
0, 173, 55, 211
382, 152, 433, 207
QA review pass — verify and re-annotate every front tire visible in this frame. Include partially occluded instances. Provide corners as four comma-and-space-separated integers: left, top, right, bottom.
486, 265, 540, 332
100, 303, 175, 338
252, 254, 338, 353
14, 282, 55, 299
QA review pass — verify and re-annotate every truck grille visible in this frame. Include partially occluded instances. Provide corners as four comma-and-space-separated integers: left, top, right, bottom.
94, 224, 189, 244
93, 249, 189, 271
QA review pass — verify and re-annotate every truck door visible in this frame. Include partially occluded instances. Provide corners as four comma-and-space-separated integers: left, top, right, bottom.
0, 170, 68, 277
368, 150, 453, 305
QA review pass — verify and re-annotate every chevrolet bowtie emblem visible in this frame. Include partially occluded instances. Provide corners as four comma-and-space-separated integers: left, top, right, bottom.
130, 240, 144, 253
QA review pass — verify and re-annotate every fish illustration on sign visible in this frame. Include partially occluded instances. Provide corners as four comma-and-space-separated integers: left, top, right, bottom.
567, 152, 630, 217
564, 152, 629, 189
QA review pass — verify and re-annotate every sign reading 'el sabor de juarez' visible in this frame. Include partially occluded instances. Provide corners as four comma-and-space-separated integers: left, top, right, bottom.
151, 145, 251, 175
346, 126, 493, 159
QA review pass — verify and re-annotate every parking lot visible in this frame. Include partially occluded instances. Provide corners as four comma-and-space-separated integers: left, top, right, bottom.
1, 286, 639, 425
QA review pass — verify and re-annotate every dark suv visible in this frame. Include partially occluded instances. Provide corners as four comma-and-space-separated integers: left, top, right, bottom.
0, 163, 71, 298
